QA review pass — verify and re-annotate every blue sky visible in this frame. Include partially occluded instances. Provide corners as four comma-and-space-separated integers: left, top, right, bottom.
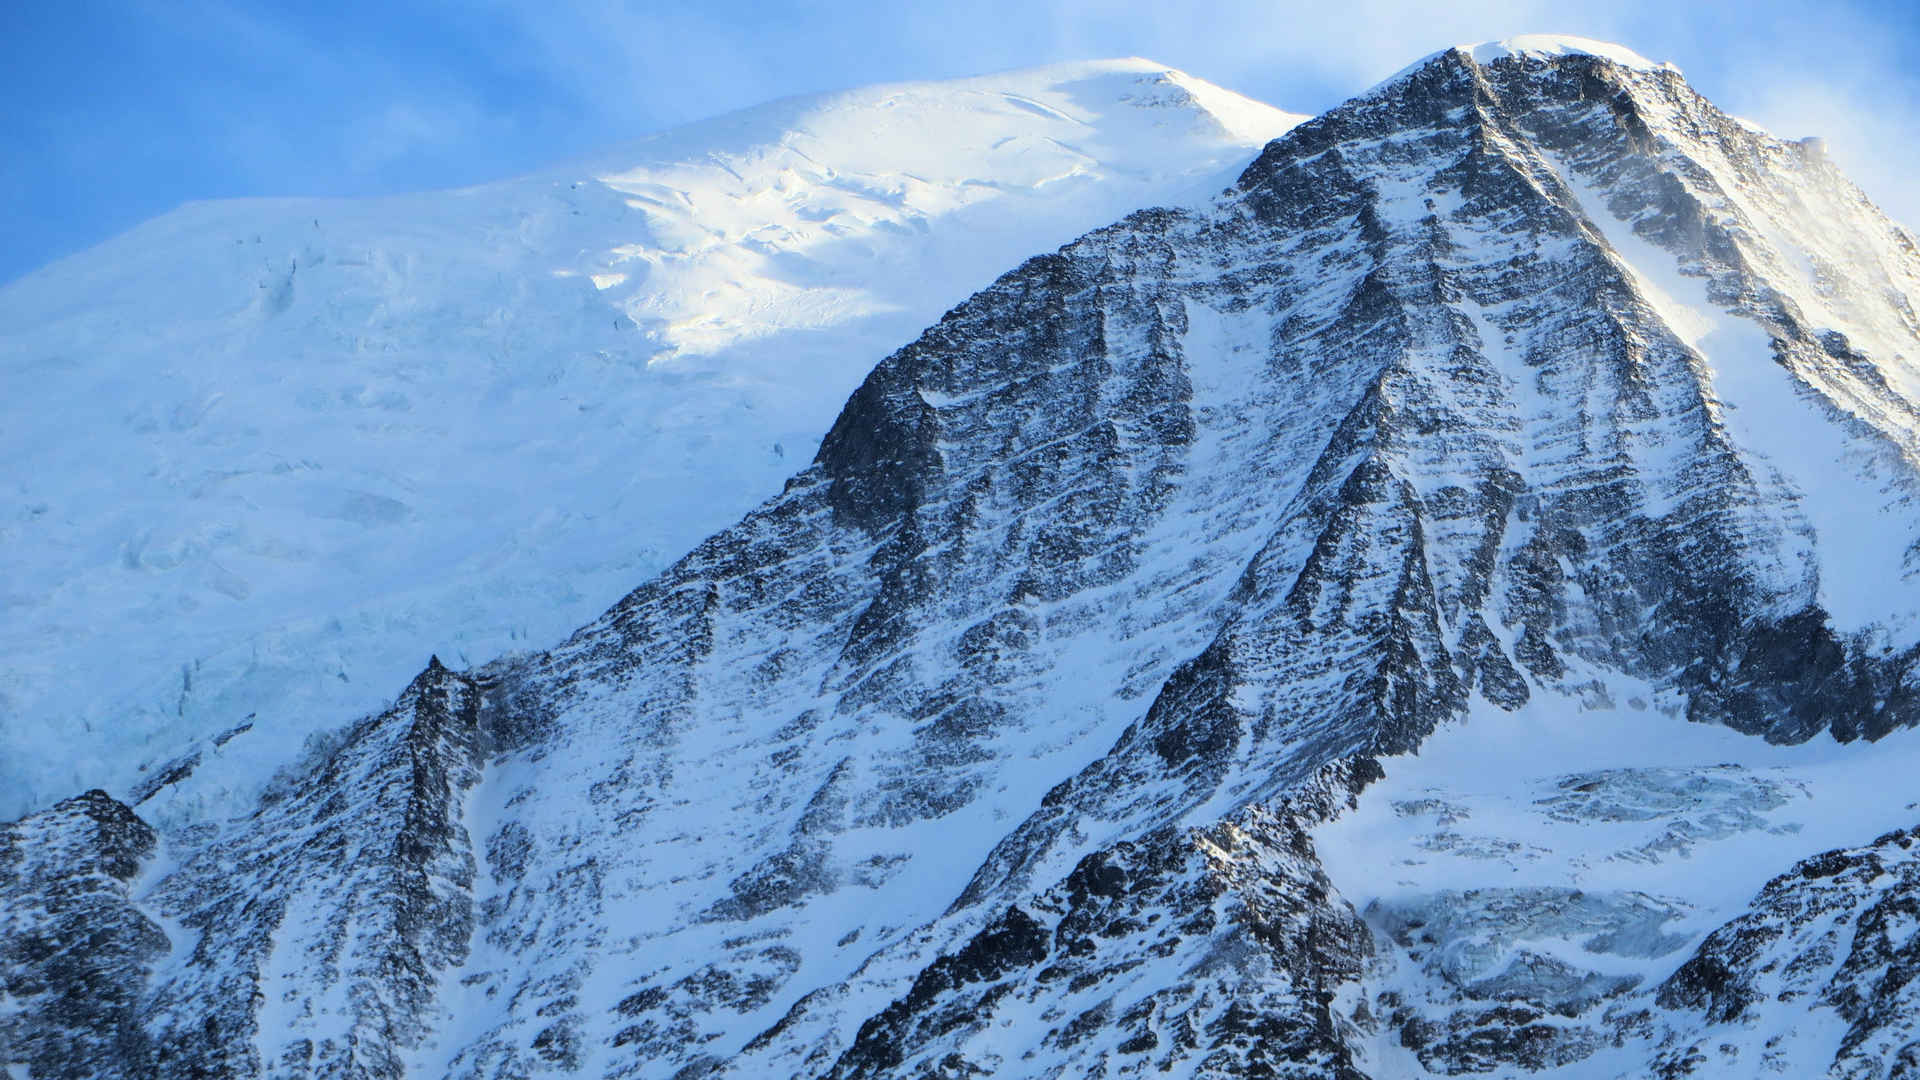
4, 0, 1918, 285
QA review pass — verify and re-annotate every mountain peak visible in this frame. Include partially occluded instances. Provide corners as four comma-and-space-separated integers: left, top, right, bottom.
1457, 33, 1678, 72
1364, 33, 1681, 101
578, 57, 1303, 180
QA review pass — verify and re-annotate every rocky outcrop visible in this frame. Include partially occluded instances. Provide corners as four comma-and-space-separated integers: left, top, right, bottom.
1655, 824, 1920, 1077
0, 660, 487, 1078
818, 759, 1380, 1079
0, 791, 166, 1078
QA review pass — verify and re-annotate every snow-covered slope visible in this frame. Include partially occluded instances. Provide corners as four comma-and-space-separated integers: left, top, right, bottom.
1319, 675, 1920, 1077
8, 37, 1920, 1080
0, 59, 1304, 823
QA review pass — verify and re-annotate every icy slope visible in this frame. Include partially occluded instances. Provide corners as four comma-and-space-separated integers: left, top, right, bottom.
1318, 675, 1920, 1077
0, 59, 1304, 822
9, 38, 1920, 1080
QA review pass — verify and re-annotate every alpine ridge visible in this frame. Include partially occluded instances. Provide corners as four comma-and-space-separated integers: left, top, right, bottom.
9, 36, 1920, 1080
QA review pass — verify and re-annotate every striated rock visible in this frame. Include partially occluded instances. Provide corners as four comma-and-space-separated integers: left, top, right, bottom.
0, 791, 166, 1078
819, 759, 1379, 1079
1655, 824, 1920, 1077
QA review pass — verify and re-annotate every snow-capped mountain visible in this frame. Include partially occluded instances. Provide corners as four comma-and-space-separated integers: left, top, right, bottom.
9, 34, 1920, 1080
0, 59, 1303, 824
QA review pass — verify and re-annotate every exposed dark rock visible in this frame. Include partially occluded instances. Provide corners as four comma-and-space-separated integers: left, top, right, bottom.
1655, 824, 1920, 1076
0, 791, 167, 1078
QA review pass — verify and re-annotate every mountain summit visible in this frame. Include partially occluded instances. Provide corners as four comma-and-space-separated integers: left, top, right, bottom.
8, 39, 1920, 1079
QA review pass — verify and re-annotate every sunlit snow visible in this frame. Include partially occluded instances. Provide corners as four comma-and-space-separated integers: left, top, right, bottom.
0, 59, 1304, 823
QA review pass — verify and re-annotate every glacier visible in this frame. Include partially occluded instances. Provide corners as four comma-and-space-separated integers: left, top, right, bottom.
0, 59, 1304, 824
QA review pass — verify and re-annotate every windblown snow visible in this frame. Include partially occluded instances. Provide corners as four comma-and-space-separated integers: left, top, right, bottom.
1467, 34, 1678, 73
0, 59, 1303, 823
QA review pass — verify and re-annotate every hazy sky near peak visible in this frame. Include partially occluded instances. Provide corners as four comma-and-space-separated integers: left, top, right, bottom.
3, 0, 1917, 285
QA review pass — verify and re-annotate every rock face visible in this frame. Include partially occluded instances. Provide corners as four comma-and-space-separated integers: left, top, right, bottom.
1655, 825, 1920, 1077
9, 36, 1920, 1079
137, 658, 487, 1078
0, 791, 165, 1078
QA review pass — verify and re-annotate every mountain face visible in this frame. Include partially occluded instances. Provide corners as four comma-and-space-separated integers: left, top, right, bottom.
0, 59, 1302, 825
9, 34, 1920, 1080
